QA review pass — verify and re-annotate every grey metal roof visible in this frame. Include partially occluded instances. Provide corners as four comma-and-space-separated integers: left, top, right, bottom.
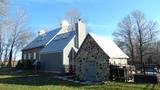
40, 31, 76, 53
22, 28, 60, 50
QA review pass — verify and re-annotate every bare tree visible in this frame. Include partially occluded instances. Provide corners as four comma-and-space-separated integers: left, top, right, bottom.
7, 8, 32, 67
113, 10, 159, 74
132, 11, 158, 74
0, 0, 8, 16
0, 0, 8, 61
113, 15, 135, 65
0, 1, 32, 66
13, 31, 32, 60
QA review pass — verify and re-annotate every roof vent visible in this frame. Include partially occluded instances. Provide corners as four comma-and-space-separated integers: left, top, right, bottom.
38, 30, 46, 36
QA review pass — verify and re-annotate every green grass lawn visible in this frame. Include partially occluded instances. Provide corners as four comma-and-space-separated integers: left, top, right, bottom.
0, 68, 160, 90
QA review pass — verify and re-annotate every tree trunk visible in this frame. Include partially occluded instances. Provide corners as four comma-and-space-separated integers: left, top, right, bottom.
128, 31, 135, 65
3, 46, 8, 62
131, 47, 135, 65
138, 28, 145, 75
8, 42, 14, 68
0, 26, 2, 62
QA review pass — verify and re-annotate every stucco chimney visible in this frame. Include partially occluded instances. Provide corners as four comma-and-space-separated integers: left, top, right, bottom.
75, 19, 87, 48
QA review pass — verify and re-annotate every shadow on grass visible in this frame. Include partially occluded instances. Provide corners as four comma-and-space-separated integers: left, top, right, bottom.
0, 75, 83, 87
0, 68, 85, 87
143, 83, 156, 90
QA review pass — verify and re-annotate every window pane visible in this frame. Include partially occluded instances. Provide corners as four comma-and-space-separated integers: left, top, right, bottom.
28, 53, 31, 60
33, 52, 36, 59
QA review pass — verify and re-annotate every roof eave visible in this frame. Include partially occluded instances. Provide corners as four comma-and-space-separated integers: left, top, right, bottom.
22, 45, 45, 51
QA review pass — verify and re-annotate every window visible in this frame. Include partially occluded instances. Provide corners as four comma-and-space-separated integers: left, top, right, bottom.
33, 52, 36, 60
28, 53, 31, 60
23, 54, 26, 60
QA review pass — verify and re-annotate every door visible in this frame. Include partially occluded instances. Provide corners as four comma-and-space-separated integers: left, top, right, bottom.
84, 61, 96, 81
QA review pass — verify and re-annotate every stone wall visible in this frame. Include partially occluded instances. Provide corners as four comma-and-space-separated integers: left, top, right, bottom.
75, 35, 110, 81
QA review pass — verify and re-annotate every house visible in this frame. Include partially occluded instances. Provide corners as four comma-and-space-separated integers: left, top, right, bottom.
22, 19, 129, 81
75, 33, 129, 81
22, 28, 60, 62
22, 20, 87, 73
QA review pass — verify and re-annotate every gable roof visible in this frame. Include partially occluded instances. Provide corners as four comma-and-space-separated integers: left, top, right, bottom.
40, 31, 76, 54
89, 33, 129, 58
22, 28, 60, 50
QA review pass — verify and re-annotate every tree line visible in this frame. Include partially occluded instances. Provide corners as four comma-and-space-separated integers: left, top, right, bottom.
0, 0, 32, 67
113, 10, 160, 74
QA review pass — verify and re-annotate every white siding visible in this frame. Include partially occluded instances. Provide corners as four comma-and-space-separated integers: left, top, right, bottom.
76, 21, 86, 48
109, 58, 127, 66
63, 36, 75, 65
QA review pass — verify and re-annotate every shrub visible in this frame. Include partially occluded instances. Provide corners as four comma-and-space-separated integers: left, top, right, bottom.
16, 60, 34, 70
134, 74, 159, 83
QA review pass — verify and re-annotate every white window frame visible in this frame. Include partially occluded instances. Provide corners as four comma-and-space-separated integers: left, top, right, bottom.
33, 52, 36, 60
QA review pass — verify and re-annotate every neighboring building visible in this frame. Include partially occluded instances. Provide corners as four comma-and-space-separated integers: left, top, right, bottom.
22, 20, 87, 73
75, 33, 129, 81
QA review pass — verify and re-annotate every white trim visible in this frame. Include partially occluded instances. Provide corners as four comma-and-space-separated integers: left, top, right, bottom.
63, 35, 75, 65
40, 50, 63, 54
63, 36, 75, 52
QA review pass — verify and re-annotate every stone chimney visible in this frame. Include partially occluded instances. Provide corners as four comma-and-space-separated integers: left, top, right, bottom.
75, 19, 87, 48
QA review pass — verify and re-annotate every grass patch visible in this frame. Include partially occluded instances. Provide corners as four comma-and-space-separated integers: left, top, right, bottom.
0, 68, 159, 90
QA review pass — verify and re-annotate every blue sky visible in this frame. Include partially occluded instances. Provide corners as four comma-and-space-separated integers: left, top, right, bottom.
12, 0, 160, 38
